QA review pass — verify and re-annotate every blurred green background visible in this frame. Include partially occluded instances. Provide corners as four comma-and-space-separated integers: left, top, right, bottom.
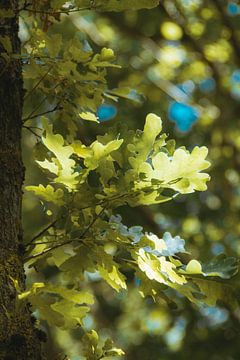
21, 1, 240, 359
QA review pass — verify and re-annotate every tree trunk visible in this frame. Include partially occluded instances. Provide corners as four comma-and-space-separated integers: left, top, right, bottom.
0, 1, 42, 359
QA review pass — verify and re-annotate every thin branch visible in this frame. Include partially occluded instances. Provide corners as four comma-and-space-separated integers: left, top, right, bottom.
24, 65, 54, 101
22, 104, 61, 122
24, 240, 74, 262
25, 219, 58, 247
24, 95, 49, 120
24, 183, 172, 261
21, 6, 93, 15
21, 54, 58, 60
30, 239, 62, 245
24, 207, 106, 262
23, 81, 63, 121
22, 125, 42, 138
80, 206, 106, 239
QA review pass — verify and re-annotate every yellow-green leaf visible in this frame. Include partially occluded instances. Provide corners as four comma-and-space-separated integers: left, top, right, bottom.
26, 184, 65, 205
79, 111, 99, 122
186, 260, 203, 274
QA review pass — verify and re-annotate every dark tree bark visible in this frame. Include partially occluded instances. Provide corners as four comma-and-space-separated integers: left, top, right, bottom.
0, 1, 43, 359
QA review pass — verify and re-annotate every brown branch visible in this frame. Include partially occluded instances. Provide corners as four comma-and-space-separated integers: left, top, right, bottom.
24, 95, 48, 120
80, 206, 106, 239
21, 6, 93, 15
29, 239, 62, 245
24, 207, 106, 262
24, 65, 54, 101
23, 81, 63, 122
24, 239, 74, 262
22, 104, 61, 122
25, 218, 59, 247
22, 125, 42, 138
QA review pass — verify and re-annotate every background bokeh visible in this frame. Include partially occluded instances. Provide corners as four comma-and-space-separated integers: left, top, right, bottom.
22, 1, 240, 359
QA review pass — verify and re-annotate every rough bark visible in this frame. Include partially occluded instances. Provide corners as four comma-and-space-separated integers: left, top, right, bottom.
0, 1, 43, 359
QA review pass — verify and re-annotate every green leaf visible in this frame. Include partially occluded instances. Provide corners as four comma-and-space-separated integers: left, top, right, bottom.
142, 146, 210, 194
51, 299, 90, 329
25, 184, 65, 205
161, 232, 187, 256
73, 138, 123, 171
136, 249, 186, 285
128, 113, 162, 171
43, 285, 94, 305
36, 159, 58, 175
82, 330, 100, 359
192, 278, 238, 309
39, 118, 79, 190
95, 248, 127, 291
202, 254, 239, 279
186, 260, 203, 274
79, 111, 99, 122
90, 48, 120, 70
45, 34, 62, 57
19, 283, 94, 329
108, 87, 144, 104
82, 330, 125, 359
60, 246, 95, 280
31, 295, 65, 328
139, 232, 187, 257
99, 47, 115, 61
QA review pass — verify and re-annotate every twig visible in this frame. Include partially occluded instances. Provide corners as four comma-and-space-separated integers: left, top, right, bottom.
24, 95, 49, 120
22, 125, 42, 138
24, 207, 106, 262
24, 65, 54, 101
29, 239, 63, 245
21, 54, 61, 61
25, 219, 58, 247
22, 104, 60, 122
21, 6, 93, 15
24, 240, 74, 262
23, 81, 63, 121
81, 206, 106, 239
24, 183, 172, 261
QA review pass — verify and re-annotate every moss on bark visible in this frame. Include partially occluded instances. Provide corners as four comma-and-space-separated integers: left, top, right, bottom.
0, 1, 43, 358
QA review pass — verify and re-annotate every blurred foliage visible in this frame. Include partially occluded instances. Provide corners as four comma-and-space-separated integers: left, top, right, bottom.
16, 0, 240, 359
